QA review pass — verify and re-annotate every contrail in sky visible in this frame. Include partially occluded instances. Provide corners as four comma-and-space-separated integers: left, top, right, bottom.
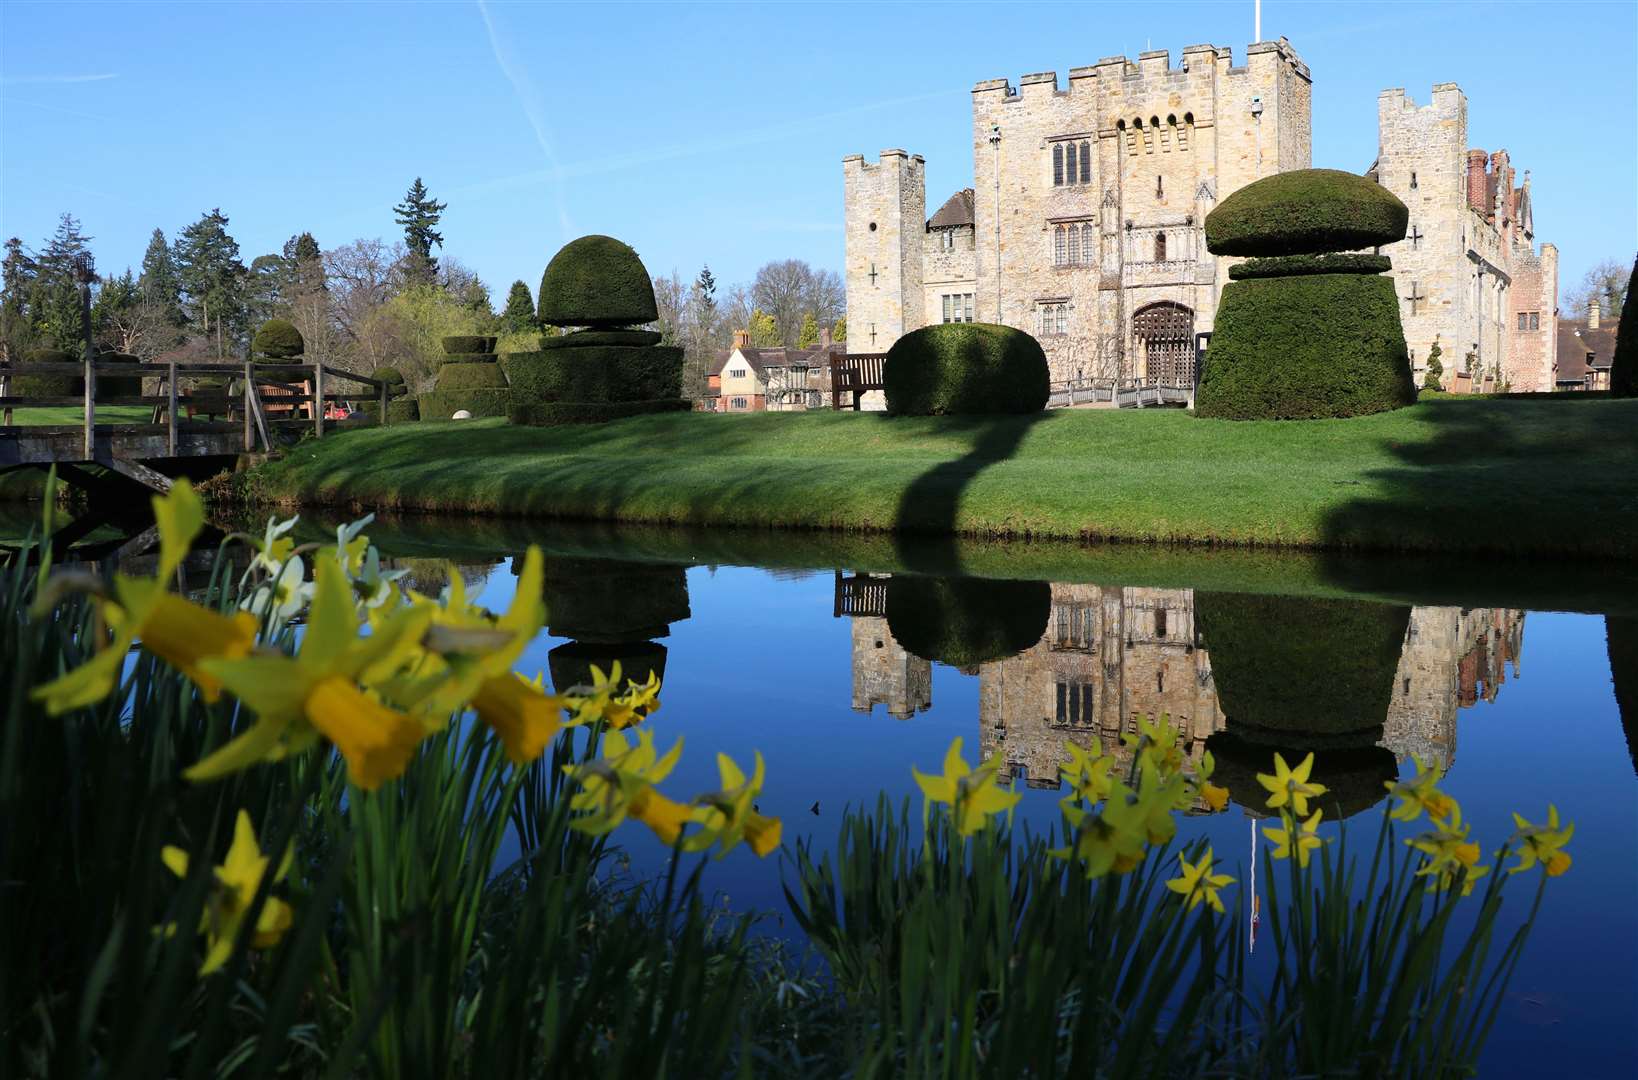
1, 73, 118, 85
474, 0, 574, 238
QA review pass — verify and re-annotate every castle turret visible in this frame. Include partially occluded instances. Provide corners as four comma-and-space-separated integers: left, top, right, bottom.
842, 150, 926, 356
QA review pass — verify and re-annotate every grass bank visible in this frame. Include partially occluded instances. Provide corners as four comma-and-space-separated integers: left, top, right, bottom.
233, 396, 1638, 558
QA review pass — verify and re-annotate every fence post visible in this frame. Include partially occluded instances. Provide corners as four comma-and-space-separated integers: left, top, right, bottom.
166, 359, 178, 457
2, 365, 11, 427
313, 363, 325, 437
83, 350, 95, 459
379, 378, 389, 427
243, 361, 253, 452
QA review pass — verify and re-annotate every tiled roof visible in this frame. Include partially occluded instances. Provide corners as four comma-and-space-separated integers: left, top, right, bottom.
1556, 320, 1618, 383
712, 343, 843, 376
928, 188, 976, 230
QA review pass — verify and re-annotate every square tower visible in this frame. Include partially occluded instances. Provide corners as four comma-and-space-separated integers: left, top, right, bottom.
843, 150, 926, 354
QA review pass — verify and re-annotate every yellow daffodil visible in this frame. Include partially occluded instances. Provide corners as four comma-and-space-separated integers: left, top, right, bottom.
912, 737, 1021, 837
565, 729, 688, 844
1060, 739, 1115, 804
1408, 805, 1489, 895
1200, 782, 1230, 812
186, 558, 432, 790
1508, 804, 1574, 877
1256, 752, 1328, 818
471, 673, 565, 765
1123, 715, 1184, 777
1051, 782, 1148, 877
1166, 847, 1235, 914
1134, 759, 1184, 844
32, 480, 258, 712
1265, 809, 1325, 868
1384, 757, 1457, 823
687, 750, 783, 858
161, 810, 293, 975
559, 662, 662, 730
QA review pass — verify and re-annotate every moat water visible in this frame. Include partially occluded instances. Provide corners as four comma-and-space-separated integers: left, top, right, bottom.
10, 506, 1635, 1075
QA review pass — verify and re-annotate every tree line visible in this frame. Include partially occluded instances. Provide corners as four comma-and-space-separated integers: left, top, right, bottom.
1, 182, 845, 398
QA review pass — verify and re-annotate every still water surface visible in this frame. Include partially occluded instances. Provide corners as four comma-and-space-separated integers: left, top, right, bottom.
18, 505, 1637, 1076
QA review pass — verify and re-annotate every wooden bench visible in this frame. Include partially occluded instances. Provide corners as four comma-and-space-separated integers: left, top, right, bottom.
830, 352, 888, 410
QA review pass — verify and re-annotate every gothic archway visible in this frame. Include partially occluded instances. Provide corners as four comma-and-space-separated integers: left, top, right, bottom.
1132, 301, 1195, 387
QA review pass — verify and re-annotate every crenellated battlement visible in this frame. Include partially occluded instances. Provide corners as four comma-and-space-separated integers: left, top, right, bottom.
972, 36, 1309, 105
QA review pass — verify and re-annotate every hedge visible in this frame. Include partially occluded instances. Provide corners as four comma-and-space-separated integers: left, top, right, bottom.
537, 235, 659, 329
1204, 169, 1408, 257
361, 398, 420, 424
1194, 592, 1410, 743
440, 352, 499, 366
883, 323, 1049, 416
1228, 253, 1393, 280
539, 329, 663, 350
95, 351, 142, 399
885, 575, 1050, 668
1611, 254, 1636, 398
372, 366, 406, 386
1205, 733, 1396, 821
418, 388, 510, 420
10, 348, 79, 398
1195, 273, 1416, 420
441, 336, 498, 355
252, 318, 304, 358
506, 346, 684, 404
433, 362, 509, 391
538, 556, 691, 641
508, 398, 692, 426
1607, 616, 1638, 774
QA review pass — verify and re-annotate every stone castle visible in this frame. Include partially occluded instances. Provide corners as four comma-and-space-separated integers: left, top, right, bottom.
843, 578, 1524, 813
843, 38, 1557, 390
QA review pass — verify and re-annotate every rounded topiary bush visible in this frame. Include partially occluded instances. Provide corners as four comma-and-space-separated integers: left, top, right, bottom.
883, 323, 1049, 416
1205, 733, 1396, 821
538, 557, 691, 642
536, 235, 659, 329
12, 348, 79, 398
1205, 169, 1408, 257
1196, 273, 1416, 419
95, 351, 143, 399
1228, 253, 1392, 280
507, 346, 683, 405
885, 575, 1050, 667
1195, 592, 1410, 746
539, 329, 663, 350
548, 641, 668, 709
372, 366, 405, 386
434, 362, 509, 390
251, 318, 304, 359
442, 336, 497, 355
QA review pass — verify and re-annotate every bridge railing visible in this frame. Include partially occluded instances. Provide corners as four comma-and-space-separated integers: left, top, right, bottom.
0, 359, 408, 455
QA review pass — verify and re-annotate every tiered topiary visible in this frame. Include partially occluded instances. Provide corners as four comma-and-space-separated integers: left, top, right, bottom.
362, 366, 419, 423
418, 335, 510, 420
11, 348, 79, 398
533, 555, 692, 709
507, 235, 689, 425
1196, 169, 1417, 420
883, 323, 1049, 416
251, 318, 305, 361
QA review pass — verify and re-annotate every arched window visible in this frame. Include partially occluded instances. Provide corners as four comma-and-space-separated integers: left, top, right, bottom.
1180, 112, 1193, 151
1052, 143, 1063, 186
1056, 305, 1068, 335
1079, 140, 1091, 183
1164, 114, 1177, 152
1054, 225, 1067, 265
1155, 231, 1167, 262
1065, 141, 1077, 184
1120, 120, 1135, 155
1143, 118, 1154, 154
1081, 223, 1095, 264
1067, 225, 1079, 265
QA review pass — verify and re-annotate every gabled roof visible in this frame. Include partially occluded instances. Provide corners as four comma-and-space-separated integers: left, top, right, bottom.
928, 188, 976, 230
711, 343, 844, 377
1556, 319, 1618, 384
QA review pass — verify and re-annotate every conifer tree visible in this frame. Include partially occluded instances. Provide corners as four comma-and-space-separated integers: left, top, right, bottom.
34, 214, 94, 354
139, 228, 183, 319
797, 311, 819, 348
748, 308, 780, 347
501, 279, 536, 332
832, 316, 846, 344
394, 178, 447, 281
1422, 338, 1444, 390
174, 209, 247, 357
1, 236, 38, 360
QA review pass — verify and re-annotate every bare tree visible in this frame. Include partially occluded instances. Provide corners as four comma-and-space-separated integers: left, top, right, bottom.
325, 239, 406, 371
651, 270, 687, 346
1566, 258, 1631, 320
751, 259, 812, 347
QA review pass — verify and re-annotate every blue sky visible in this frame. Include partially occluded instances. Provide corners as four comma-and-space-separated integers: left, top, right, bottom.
2, 0, 1633, 298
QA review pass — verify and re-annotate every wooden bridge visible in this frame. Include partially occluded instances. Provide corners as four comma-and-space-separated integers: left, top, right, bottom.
1, 357, 403, 495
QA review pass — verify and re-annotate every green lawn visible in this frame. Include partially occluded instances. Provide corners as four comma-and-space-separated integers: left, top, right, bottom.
4, 406, 152, 426
235, 396, 1638, 558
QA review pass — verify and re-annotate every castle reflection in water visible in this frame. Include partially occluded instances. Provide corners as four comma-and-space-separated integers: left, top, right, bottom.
844, 575, 1523, 808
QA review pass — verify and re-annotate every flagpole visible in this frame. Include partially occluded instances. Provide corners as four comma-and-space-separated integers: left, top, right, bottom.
1255, 0, 1262, 41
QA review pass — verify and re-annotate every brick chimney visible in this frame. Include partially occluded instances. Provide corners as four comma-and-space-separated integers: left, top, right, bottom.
1466, 150, 1489, 213
732, 329, 751, 349
1589, 297, 1601, 331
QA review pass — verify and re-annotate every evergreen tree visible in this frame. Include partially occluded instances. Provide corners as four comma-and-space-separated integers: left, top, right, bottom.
1, 236, 39, 361
282, 232, 326, 297
501, 279, 536, 332
139, 228, 182, 316
748, 308, 780, 348
174, 209, 248, 357
34, 214, 95, 354
695, 265, 717, 318
1611, 254, 1637, 398
393, 178, 447, 281
797, 311, 820, 348
1422, 338, 1444, 391
832, 317, 846, 344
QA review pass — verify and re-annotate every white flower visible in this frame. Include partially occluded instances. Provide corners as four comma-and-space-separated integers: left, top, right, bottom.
242, 555, 310, 631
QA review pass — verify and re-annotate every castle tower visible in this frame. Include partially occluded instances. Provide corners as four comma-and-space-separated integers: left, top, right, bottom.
850, 616, 931, 719
842, 150, 926, 356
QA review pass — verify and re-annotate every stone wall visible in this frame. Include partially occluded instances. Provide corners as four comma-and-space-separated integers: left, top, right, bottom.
842, 150, 926, 354
851, 615, 932, 719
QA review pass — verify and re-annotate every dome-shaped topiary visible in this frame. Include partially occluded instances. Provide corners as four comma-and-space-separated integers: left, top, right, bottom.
536, 235, 659, 329
372, 366, 406, 385
252, 318, 305, 359
885, 575, 1050, 667
883, 323, 1050, 416
1205, 169, 1408, 257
